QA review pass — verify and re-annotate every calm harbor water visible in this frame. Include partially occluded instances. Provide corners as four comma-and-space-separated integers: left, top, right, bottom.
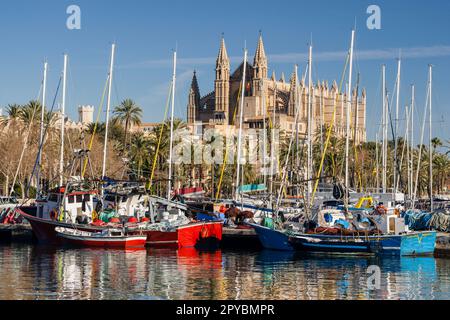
0, 243, 449, 300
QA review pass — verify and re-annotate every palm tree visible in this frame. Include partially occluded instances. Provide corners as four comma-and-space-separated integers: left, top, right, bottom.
20, 100, 42, 127
127, 132, 149, 180
113, 99, 142, 148
85, 122, 106, 136
432, 137, 443, 150
0, 104, 22, 128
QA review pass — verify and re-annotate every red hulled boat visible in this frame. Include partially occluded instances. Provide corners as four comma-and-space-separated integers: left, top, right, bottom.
55, 227, 147, 248
138, 221, 223, 249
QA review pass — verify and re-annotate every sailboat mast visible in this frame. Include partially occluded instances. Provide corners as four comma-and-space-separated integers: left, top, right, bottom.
345, 30, 355, 202
167, 50, 177, 201
376, 133, 379, 191
37, 61, 48, 197
269, 83, 277, 200
294, 65, 300, 199
262, 79, 267, 187
382, 65, 387, 193
394, 58, 401, 196
102, 43, 116, 182
235, 48, 248, 200
410, 84, 415, 205
428, 65, 433, 212
59, 54, 68, 186
307, 45, 313, 207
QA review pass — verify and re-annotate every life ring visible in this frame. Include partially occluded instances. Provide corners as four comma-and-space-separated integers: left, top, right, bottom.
50, 209, 58, 221
200, 225, 210, 239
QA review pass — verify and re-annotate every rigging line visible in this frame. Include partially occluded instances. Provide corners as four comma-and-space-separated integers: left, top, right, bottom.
26, 76, 63, 196
148, 83, 172, 190
310, 51, 350, 206
215, 80, 243, 201
387, 92, 404, 189
8, 83, 44, 198
413, 79, 431, 207
277, 66, 309, 204
81, 75, 110, 178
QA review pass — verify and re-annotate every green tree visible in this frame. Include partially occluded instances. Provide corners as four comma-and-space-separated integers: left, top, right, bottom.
113, 99, 142, 148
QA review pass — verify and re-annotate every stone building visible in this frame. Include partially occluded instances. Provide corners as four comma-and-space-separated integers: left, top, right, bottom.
78, 105, 94, 125
186, 35, 367, 143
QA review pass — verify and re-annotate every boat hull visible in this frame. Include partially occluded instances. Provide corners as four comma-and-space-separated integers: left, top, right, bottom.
249, 223, 293, 251
288, 231, 437, 256
57, 232, 147, 248
17, 209, 105, 244
142, 221, 223, 249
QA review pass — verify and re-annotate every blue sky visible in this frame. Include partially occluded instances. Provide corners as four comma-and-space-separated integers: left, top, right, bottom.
0, 0, 449, 141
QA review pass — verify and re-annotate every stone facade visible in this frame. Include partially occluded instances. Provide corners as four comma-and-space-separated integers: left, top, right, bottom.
186, 35, 367, 143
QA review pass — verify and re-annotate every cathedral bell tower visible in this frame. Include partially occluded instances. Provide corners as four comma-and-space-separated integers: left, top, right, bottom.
214, 37, 230, 124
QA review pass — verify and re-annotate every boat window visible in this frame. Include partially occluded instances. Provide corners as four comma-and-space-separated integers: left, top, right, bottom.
48, 194, 58, 202
68, 195, 75, 204
76, 195, 83, 203
84, 194, 90, 202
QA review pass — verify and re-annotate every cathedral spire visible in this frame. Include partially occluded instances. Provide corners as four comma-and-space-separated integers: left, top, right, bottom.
253, 33, 268, 79
215, 36, 230, 123
216, 36, 229, 68
191, 71, 200, 97
187, 71, 201, 124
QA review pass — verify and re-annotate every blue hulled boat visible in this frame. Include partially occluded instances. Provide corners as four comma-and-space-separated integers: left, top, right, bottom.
249, 222, 293, 251
288, 231, 437, 256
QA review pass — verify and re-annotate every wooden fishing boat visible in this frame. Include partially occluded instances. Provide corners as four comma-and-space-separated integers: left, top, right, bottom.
55, 227, 147, 248
288, 231, 437, 256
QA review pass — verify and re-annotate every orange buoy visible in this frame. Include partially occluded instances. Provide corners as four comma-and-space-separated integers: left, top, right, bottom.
140, 217, 150, 223
109, 217, 120, 223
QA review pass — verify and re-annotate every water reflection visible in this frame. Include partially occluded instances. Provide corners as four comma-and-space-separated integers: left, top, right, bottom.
0, 244, 449, 300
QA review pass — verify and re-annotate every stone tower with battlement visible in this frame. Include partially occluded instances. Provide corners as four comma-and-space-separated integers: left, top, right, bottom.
78, 105, 94, 125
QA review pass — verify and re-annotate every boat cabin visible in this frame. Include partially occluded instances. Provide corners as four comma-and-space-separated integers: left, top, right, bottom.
36, 187, 97, 224
102, 192, 147, 218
